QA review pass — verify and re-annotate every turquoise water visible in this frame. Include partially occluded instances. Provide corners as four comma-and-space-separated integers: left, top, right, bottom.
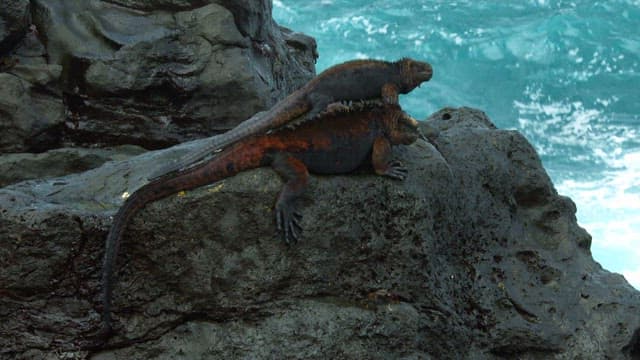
274, 0, 640, 288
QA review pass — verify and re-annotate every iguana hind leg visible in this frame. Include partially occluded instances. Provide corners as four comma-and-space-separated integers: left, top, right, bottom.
271, 153, 309, 244
372, 137, 408, 180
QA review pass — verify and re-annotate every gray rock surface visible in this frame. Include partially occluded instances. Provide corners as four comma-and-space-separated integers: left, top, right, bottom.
0, 19, 65, 153
0, 145, 146, 187
0, 0, 29, 52
1, 107, 638, 359
0, 0, 316, 153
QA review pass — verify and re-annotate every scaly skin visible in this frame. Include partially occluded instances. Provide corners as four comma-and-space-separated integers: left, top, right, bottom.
98, 101, 421, 343
150, 57, 432, 179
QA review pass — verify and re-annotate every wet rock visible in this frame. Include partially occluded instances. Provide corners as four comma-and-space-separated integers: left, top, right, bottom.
0, 107, 637, 359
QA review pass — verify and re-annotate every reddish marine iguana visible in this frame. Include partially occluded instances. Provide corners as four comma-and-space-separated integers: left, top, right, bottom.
99, 100, 421, 341
150, 57, 432, 179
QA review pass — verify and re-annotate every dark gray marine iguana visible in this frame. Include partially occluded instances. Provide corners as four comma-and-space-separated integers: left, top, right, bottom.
150, 57, 432, 179
96, 100, 423, 344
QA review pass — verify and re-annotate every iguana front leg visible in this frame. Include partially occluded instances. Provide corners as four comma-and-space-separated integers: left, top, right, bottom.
305, 92, 339, 120
381, 83, 400, 104
271, 153, 309, 244
372, 137, 408, 180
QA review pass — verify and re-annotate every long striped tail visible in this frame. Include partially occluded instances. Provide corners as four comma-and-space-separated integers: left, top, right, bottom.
149, 92, 310, 180
100, 188, 153, 334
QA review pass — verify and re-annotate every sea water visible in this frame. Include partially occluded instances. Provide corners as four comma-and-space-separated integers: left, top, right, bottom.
274, 0, 640, 289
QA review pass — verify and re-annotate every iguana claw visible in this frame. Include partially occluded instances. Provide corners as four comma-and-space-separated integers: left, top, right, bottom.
384, 160, 408, 180
276, 204, 303, 244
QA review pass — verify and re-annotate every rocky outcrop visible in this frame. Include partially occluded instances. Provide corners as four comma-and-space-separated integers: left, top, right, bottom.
1, 107, 638, 359
0, 0, 316, 154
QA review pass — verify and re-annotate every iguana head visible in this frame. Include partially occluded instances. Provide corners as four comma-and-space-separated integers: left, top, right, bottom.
389, 108, 422, 145
397, 58, 433, 93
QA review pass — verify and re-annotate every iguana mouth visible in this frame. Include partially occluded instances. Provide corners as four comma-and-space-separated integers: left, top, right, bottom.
399, 59, 433, 90
415, 66, 433, 85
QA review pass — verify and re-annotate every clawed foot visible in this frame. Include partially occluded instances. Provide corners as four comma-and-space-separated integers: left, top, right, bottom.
381, 83, 400, 104
383, 160, 408, 180
276, 203, 303, 245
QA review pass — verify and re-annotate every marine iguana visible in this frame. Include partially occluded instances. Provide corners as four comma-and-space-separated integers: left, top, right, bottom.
99, 100, 422, 341
150, 57, 432, 179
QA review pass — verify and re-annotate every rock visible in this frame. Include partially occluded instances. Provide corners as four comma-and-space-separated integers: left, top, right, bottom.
101, 1, 274, 40
0, 0, 29, 53
0, 107, 638, 359
0, 66, 65, 152
0, 0, 316, 152
0, 145, 147, 187
0, 20, 66, 153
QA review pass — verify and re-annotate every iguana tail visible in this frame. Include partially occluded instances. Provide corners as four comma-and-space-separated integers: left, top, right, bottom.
149, 89, 311, 180
100, 175, 193, 334
101, 143, 265, 335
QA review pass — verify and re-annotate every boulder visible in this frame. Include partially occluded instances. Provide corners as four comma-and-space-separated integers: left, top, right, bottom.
0, 0, 316, 152
0, 107, 638, 359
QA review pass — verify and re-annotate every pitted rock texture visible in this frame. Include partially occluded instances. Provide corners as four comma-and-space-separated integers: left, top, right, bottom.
0, 0, 316, 153
0, 107, 638, 359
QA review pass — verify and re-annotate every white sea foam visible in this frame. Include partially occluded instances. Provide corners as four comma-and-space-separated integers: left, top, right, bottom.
555, 152, 640, 290
516, 86, 640, 290
505, 30, 555, 64
272, 0, 295, 15
437, 30, 463, 45
515, 99, 604, 148
480, 41, 505, 61
349, 16, 390, 35
514, 87, 637, 158
320, 15, 391, 40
